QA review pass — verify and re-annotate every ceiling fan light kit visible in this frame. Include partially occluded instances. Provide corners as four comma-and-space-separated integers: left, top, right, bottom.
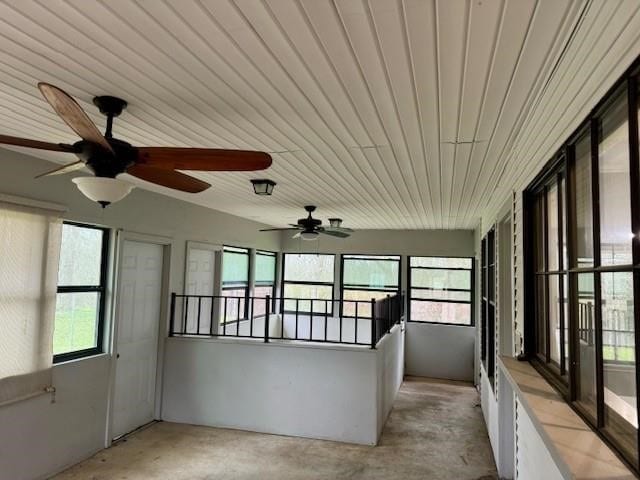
72, 177, 134, 208
300, 231, 319, 241
251, 178, 276, 195
0, 82, 272, 207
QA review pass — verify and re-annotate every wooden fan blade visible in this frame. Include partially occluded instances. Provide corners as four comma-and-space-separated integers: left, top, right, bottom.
319, 229, 350, 238
137, 147, 272, 171
260, 227, 301, 232
0, 134, 76, 153
126, 164, 210, 193
35, 160, 85, 178
38, 83, 113, 153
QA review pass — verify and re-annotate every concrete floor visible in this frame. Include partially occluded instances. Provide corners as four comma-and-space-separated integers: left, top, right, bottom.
53, 377, 497, 480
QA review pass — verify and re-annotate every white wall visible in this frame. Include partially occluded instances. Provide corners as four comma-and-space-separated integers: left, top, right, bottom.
0, 355, 110, 480
376, 324, 404, 437
0, 150, 281, 479
162, 336, 381, 445
405, 322, 475, 381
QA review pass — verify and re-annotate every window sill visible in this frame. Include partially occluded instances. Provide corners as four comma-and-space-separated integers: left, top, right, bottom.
499, 356, 634, 479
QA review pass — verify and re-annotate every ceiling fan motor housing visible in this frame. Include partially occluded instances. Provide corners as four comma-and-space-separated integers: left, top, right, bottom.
75, 138, 137, 178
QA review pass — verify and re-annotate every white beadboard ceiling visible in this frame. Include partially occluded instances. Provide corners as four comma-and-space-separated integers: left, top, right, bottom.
0, 0, 616, 229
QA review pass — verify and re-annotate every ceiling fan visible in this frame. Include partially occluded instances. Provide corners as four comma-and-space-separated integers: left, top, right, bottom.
0, 83, 272, 207
260, 205, 354, 240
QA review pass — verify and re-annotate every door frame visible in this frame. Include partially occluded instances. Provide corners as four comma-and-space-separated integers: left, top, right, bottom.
105, 230, 172, 446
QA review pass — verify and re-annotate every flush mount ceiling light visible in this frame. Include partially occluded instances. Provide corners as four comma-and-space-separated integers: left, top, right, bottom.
328, 218, 342, 228
72, 176, 134, 208
251, 179, 276, 195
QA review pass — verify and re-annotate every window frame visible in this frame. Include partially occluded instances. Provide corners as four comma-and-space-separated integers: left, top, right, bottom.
280, 253, 335, 316
524, 65, 640, 472
407, 255, 475, 327
221, 245, 251, 322
254, 249, 277, 314
53, 221, 110, 363
339, 254, 401, 318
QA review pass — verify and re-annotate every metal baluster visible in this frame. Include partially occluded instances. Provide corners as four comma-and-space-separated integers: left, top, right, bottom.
169, 293, 176, 337
340, 301, 346, 343
209, 295, 215, 336
250, 296, 255, 338
183, 296, 189, 335
223, 297, 228, 336
370, 298, 376, 349
310, 300, 314, 341
237, 298, 241, 336
295, 299, 299, 340
197, 297, 202, 335
264, 296, 270, 343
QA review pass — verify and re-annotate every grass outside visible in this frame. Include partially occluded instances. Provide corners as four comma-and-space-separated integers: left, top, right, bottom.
52, 304, 98, 355
603, 346, 635, 362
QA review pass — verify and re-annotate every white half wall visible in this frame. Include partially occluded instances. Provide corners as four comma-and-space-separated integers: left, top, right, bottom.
376, 324, 405, 437
0, 355, 110, 480
162, 325, 404, 445
405, 322, 475, 381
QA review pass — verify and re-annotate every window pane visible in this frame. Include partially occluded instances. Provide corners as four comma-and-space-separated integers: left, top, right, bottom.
601, 272, 637, 459
284, 254, 334, 283
534, 193, 546, 272
53, 292, 99, 355
549, 275, 561, 366
411, 289, 471, 302
411, 268, 471, 290
283, 283, 333, 313
535, 275, 547, 357
342, 289, 389, 318
221, 288, 246, 322
255, 252, 276, 285
252, 286, 273, 317
343, 256, 399, 288
576, 273, 597, 417
547, 182, 560, 271
410, 257, 471, 269
560, 175, 568, 269
574, 132, 594, 268
599, 93, 632, 266
410, 300, 471, 325
57, 224, 103, 286
222, 249, 249, 285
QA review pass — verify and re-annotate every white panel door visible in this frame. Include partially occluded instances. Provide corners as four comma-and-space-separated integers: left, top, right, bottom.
112, 240, 164, 439
185, 247, 216, 334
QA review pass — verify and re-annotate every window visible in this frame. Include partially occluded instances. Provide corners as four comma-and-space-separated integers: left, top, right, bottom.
525, 74, 640, 468
0, 199, 63, 404
341, 254, 400, 318
282, 253, 334, 314
408, 256, 473, 326
253, 250, 277, 316
480, 230, 496, 387
53, 222, 109, 362
221, 246, 250, 322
